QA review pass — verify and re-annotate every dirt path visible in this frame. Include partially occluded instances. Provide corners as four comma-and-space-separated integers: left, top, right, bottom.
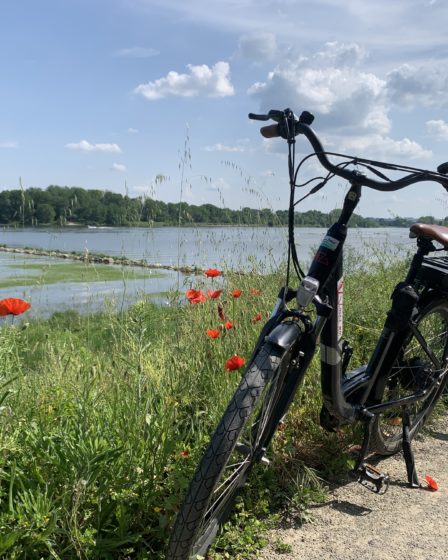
262, 417, 448, 560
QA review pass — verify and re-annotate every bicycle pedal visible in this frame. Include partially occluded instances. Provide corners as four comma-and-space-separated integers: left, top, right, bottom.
355, 463, 390, 494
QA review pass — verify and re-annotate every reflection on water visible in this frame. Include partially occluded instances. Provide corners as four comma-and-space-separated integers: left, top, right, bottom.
0, 226, 415, 317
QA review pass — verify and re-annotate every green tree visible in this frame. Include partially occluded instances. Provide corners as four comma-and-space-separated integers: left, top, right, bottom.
35, 203, 56, 224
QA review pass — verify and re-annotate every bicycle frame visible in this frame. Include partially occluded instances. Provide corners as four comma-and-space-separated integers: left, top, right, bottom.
260, 177, 444, 437
245, 108, 448, 462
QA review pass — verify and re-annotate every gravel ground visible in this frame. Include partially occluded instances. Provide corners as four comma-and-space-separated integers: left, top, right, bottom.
262, 416, 448, 560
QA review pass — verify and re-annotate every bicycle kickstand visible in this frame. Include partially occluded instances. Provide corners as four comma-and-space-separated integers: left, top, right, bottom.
402, 410, 420, 488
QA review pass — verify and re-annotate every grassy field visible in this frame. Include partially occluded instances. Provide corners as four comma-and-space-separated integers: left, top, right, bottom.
0, 255, 413, 559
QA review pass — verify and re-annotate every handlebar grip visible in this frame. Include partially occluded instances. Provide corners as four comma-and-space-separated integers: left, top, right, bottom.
260, 124, 280, 138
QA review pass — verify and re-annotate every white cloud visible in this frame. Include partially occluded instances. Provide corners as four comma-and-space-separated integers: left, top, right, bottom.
134, 61, 234, 99
248, 41, 442, 164
116, 46, 159, 58
111, 163, 127, 172
127, 127, 139, 134
0, 141, 18, 148
238, 32, 277, 62
426, 119, 448, 140
133, 0, 448, 57
248, 42, 389, 134
203, 143, 245, 152
386, 64, 448, 108
65, 140, 122, 153
339, 134, 432, 160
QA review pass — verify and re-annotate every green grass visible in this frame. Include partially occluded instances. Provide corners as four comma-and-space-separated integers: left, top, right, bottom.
0, 261, 164, 289
0, 253, 425, 559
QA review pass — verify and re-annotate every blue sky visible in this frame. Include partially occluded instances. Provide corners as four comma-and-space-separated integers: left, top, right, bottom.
1, 0, 448, 218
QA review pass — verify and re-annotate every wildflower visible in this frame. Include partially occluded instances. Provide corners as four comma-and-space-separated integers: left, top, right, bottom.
208, 289, 222, 299
218, 303, 226, 321
185, 289, 207, 304
250, 288, 261, 296
205, 268, 221, 278
224, 321, 234, 330
154, 506, 162, 513
180, 451, 190, 458
207, 329, 221, 339
0, 298, 31, 316
225, 355, 246, 371
231, 289, 242, 298
191, 292, 207, 304
252, 313, 263, 323
186, 289, 199, 300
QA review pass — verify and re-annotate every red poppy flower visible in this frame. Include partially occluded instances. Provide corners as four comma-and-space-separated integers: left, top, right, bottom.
224, 321, 234, 330
179, 451, 190, 458
250, 288, 261, 296
218, 303, 226, 321
251, 313, 263, 323
208, 289, 223, 299
424, 474, 438, 491
225, 355, 246, 371
206, 329, 221, 339
186, 289, 199, 300
0, 298, 31, 317
205, 268, 221, 278
231, 289, 242, 298
185, 289, 207, 304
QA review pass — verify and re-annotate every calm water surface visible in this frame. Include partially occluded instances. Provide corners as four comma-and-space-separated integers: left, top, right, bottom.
0, 226, 414, 318
0, 226, 414, 268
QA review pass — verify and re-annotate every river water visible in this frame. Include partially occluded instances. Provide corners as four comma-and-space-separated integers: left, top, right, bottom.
0, 226, 414, 318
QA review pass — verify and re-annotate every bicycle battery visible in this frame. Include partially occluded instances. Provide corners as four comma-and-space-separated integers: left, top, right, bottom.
416, 256, 448, 292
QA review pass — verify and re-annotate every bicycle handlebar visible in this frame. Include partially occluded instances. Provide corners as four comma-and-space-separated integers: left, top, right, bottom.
252, 110, 448, 192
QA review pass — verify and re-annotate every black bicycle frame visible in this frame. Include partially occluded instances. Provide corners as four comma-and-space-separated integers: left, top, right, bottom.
307, 187, 440, 427
252, 174, 442, 444
283, 179, 438, 428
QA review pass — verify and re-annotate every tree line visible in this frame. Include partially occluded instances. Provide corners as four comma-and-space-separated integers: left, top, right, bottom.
0, 185, 445, 228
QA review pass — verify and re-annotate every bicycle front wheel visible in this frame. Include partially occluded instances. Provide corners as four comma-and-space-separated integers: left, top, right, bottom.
167, 342, 290, 560
370, 297, 448, 455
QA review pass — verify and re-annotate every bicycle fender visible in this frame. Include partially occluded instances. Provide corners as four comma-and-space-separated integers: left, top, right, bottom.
265, 321, 301, 351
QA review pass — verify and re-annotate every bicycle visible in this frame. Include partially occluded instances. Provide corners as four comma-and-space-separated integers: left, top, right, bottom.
167, 108, 448, 559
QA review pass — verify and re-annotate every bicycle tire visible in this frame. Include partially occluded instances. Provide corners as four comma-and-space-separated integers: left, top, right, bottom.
370, 297, 448, 455
166, 342, 289, 560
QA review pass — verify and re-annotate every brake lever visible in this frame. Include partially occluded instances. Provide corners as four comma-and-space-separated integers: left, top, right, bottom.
248, 109, 287, 122
248, 113, 270, 121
